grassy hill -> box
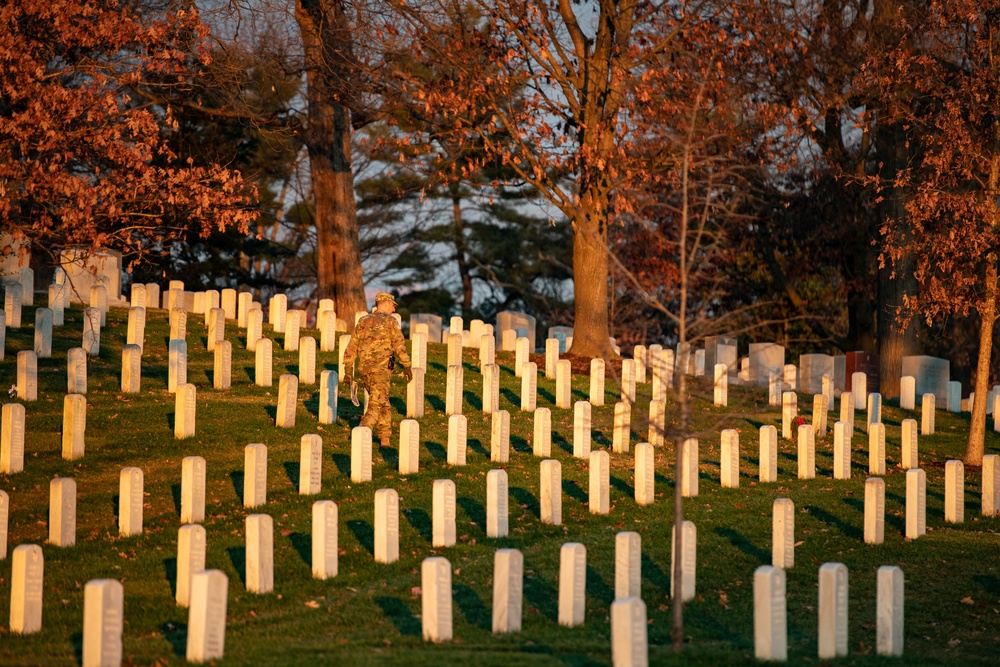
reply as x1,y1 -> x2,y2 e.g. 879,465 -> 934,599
1,302 -> 999,665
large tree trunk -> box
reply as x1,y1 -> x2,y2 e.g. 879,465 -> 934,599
568,188 -> 614,359
967,262 -> 997,465
295,0 -> 367,328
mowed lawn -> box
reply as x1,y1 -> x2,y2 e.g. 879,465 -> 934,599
1,303 -> 1000,665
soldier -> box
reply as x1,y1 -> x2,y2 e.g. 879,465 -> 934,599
342,292 -> 412,444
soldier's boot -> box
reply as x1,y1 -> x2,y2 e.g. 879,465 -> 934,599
379,430 -> 392,446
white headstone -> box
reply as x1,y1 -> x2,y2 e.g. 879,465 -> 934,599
487,469 -> 509,537
533,407 -> 551,457
446,364 -> 463,416
181,456 -> 206,524
4,281 -> 22,328
298,434 -> 322,495
432,479 -> 457,547
491,410 -> 510,463
714,363 -> 728,407
49,477 -> 76,547
492,549 -> 523,634
514,337 -> 530,378
720,429 -> 740,488
635,442 -> 655,505
901,418 -> 918,469
818,562 -> 849,659
1,403 -> 25,474
681,438 -> 699,497
62,393 -> 87,460
176,524 -> 206,607
421,556 -> 453,642
558,542 -> 587,627
447,414 -> 467,466
68,347 -> 87,394
9,543 -> 44,634
754,565 -> 786,661
33,308 -> 52,358
798,423 -> 815,480
351,426 -> 373,483
207,307 -> 225,352
621,359 -> 637,404
590,358 -> 606,406
945,459 -> 964,523
242,443 -> 268,508
615,531 -> 642,600
647,399 -> 665,447
16,350 -> 36,401
613,401 -> 631,454
319,370 -> 338,423
574,401 -> 592,458
876,566 -> 904,657
118,466 -> 143,537
947,380 -> 962,412
245,513 -> 274,594
833,422 -> 851,479
186,570 -> 228,663
900,376 -> 916,410
520,361 -> 537,412
671,520 -> 696,602
749,343 -> 784,386
851,371 -> 867,409
213,340 -> 232,390
772,498 -> 794,569
781,392 -> 797,439
864,477 -> 885,545
276,374 -> 298,427
921,393 -> 935,434
255,338 -> 273,387
482,363 -> 500,413
812,394 -> 827,438
540,459 -> 562,525
759,425 -> 777,483
906,468 -> 926,539
447,332 -> 462,367
589,450 -> 610,514
983,454 -> 1000,517
399,419 -> 420,474
869,422 -> 886,475
555,359 -> 572,409
311,500 -> 338,580
375,488 -> 399,564
610,597 -> 649,667
175,384 -> 196,439
168,339 -> 187,393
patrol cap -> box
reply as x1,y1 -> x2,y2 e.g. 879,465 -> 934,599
375,291 -> 396,305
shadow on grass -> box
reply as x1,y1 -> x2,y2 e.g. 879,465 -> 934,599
426,440 -> 446,461
562,479 -> 588,504
427,395 -> 445,412
429,361 -> 447,372
171,484 -> 182,517
538,387 -> 555,404
285,363 -> 300,376
332,453 -> 351,477
553,433 -> 573,455
468,438 -> 488,458
404,507 -> 433,543
641,552 -> 670,591
523,557 -> 558,622
454,583 -> 491,630
375,596 -> 421,637
500,388 -> 519,407
304,392 -> 319,419
610,474 -> 633,498
458,496 -> 486,530
390,396 -> 405,414
511,487 -> 540,519
71,631 -> 83,665
160,622 -> 187,658
284,461 -> 300,488
586,564 -> 615,606
511,434 -> 531,454
163,557 -> 178,597
380,445 -> 399,469
230,471 -> 244,502
348,519 -> 374,555
804,505 -> 863,541
227,546 -> 247,586
167,411 -> 176,433
205,369 -> 215,386
289,532 -> 311,567
713,526 -> 769,563
264,405 -> 277,424
464,390 -> 482,411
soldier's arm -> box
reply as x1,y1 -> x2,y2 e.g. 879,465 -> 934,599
390,321 -> 412,368
342,326 -> 362,379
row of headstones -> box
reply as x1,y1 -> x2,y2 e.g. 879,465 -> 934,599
7,530 -> 658,665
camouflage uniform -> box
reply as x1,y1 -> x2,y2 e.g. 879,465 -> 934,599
342,307 -> 411,444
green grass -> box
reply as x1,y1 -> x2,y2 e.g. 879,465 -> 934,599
1,302 -> 1000,665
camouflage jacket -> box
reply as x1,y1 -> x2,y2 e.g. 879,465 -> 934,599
343,311 -> 411,377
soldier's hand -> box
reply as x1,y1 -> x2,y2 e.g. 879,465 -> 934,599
402,366 -> 413,382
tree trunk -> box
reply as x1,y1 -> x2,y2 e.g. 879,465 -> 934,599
295,0 -> 367,328
451,193 -> 473,315
967,262 -> 997,466
568,188 -> 613,359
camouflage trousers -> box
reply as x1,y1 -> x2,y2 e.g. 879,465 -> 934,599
359,370 -> 393,442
